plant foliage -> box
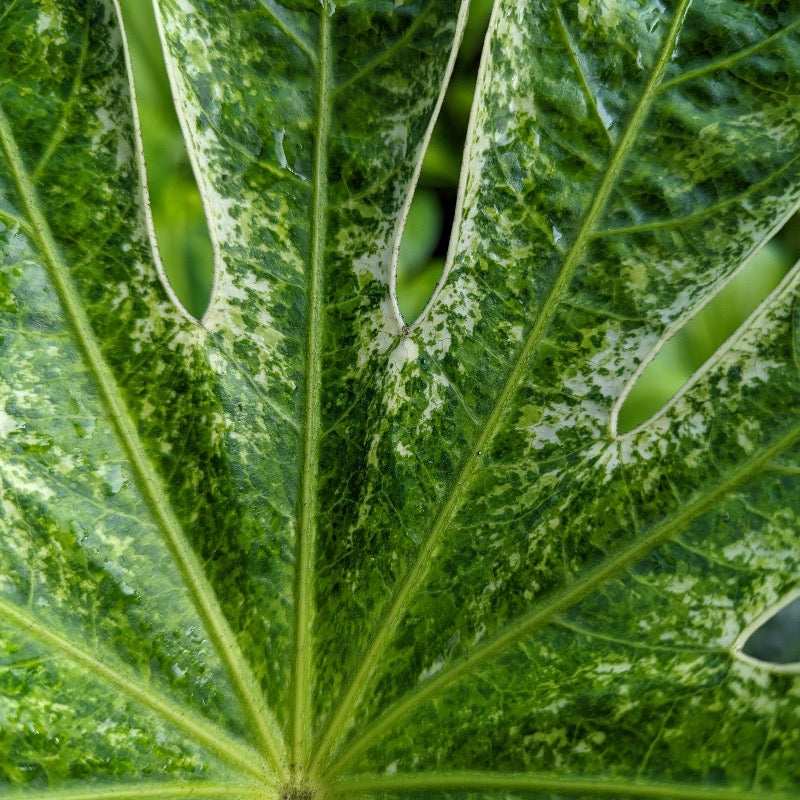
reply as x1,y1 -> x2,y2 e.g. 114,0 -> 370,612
1,1 -> 799,799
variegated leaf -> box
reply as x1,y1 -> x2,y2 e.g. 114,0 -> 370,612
0,1 -> 798,800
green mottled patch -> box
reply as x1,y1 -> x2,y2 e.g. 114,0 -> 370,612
1,1 -> 799,799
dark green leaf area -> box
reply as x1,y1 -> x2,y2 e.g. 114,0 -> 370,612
352,288 -> 800,735
0,247 -> 247,735
157,0 -> 323,726
0,0 -> 267,756
0,4 -> 93,169
272,0 -> 325,13
357,632 -> 799,790
671,0 -> 800,79
157,0 -> 467,737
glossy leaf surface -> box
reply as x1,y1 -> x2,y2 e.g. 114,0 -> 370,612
1,1 -> 799,799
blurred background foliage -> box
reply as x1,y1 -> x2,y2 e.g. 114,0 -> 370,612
120,0 -> 799,439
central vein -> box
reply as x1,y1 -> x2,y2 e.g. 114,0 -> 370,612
292,8 -> 332,774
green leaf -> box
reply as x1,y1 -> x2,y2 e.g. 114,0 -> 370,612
1,1 -> 799,799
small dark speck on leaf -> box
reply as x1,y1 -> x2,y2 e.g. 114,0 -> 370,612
723,513 -> 731,522
401,324 -> 411,337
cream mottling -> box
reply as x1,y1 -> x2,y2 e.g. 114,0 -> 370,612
4,463 -> 56,502
353,248 -> 390,283
139,399 -> 156,421
110,282 -> 130,310
381,337 -> 420,414
36,11 -> 59,34
174,0 -> 197,16
199,174 -> 241,243
595,661 -> 632,674
367,432 -> 381,470
0,406 -> 21,438
35,5 -> 67,46
419,371 -> 449,425
418,656 -> 445,682
418,271 -> 480,358
381,120 -> 409,153
95,107 -> 115,137
740,356 -> 782,387
115,130 -> 132,169
682,410 -> 708,438
395,442 -> 412,457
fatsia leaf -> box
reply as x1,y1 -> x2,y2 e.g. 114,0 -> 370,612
1,0 -> 799,799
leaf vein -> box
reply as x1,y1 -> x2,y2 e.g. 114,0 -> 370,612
333,2 -> 437,97
333,770 -> 798,799
659,16 -> 800,92
326,416 -> 800,776
0,97 -> 286,778
0,596 -> 269,780
291,8 -> 331,771
6,782 -> 265,800
552,6 -> 614,146
312,0 -> 692,773
258,0 -> 317,64
31,13 -> 89,182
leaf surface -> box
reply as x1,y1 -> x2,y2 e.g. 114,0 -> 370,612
1,1 -> 799,799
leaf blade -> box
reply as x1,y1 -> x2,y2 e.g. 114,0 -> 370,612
309,0 -> 800,791
3,0 -> 800,796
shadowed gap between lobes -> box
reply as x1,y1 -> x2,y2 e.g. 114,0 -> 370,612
119,0 -> 491,326
118,0 -> 214,320
616,214 -> 800,435
617,210 -> 800,668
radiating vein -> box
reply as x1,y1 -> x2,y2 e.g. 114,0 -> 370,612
553,6 -> 614,146
325,415 -> 800,777
311,0 -> 692,773
291,8 -> 331,774
6,782 -> 265,800
0,597 -> 269,780
258,0 -> 317,64
659,16 -> 800,92
0,100 -> 286,779
333,771 -> 800,800
553,619 -> 724,654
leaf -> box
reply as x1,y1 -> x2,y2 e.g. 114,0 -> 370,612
1,0 -> 799,799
